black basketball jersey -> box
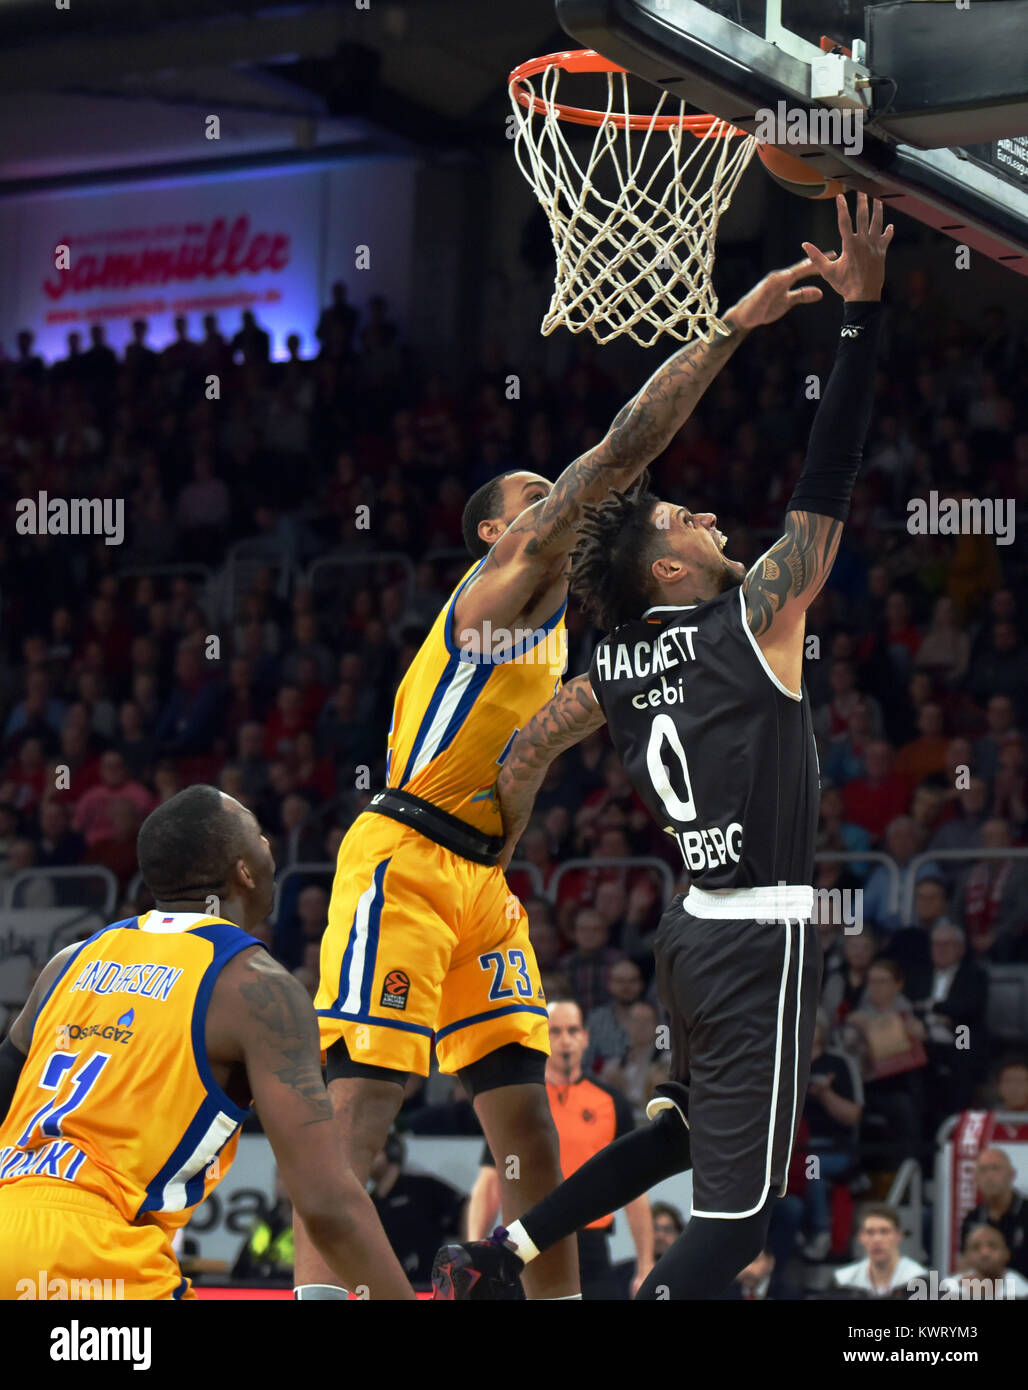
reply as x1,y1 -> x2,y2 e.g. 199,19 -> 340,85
588,586 -> 819,889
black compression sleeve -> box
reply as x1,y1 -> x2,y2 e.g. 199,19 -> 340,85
786,300 -> 883,523
0,1036 -> 27,1118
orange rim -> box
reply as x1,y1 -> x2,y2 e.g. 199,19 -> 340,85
508,49 -> 744,136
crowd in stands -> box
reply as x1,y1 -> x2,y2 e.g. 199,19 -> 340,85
1,269 -> 1026,1283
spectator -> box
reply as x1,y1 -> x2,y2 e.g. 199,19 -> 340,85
368,1133 -> 465,1288
651,1202 -> 686,1259
833,1205 -> 928,1295
231,309 -> 271,366
560,907 -> 626,1017
939,1223 -> 1028,1299
959,1149 -> 1028,1278
115,701 -> 155,782
599,1000 -> 671,1122
861,816 -> 941,932
585,959 -> 647,1072
154,645 -> 222,757
175,454 -> 231,554
816,780 -> 873,869
123,318 -> 157,380
36,799 -> 85,868
842,742 -> 912,841
814,660 -> 883,743
886,875 -> 957,972
993,1057 -> 1028,1117
4,669 -> 65,748
845,959 -> 927,1177
930,775 -> 990,858
316,281 -> 359,361
821,928 -> 879,1028
85,796 -> 142,890
264,684 -> 312,761
515,825 -> 557,893
914,595 -> 970,683
894,703 -> 948,783
960,818 -> 1028,960
966,621 -> 1028,712
974,695 -> 1020,783
73,750 -> 155,847
909,924 -> 989,1132
991,736 -> 1027,834
802,1014 -> 864,1261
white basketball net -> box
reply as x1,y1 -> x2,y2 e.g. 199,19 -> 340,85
510,64 -> 758,347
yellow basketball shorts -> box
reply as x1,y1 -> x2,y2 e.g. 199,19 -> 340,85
0,1180 -> 194,1300
315,811 -> 550,1076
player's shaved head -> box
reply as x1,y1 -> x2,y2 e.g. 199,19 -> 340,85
461,470 -> 550,558
137,784 -> 254,903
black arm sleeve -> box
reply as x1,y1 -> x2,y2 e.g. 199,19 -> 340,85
786,300 -> 883,523
0,1035 -> 27,1119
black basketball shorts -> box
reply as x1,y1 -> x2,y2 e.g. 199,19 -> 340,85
652,895 -> 823,1218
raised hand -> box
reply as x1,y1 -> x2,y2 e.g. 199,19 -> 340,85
801,193 -> 894,303
725,256 -> 823,332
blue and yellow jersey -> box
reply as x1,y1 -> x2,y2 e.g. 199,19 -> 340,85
385,558 -> 567,837
0,910 -> 260,1235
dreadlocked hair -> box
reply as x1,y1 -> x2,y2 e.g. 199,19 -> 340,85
571,472 -> 661,632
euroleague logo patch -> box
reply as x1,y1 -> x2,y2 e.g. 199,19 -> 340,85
380,970 -> 411,1011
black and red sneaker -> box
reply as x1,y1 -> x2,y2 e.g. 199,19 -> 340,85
431,1230 -> 525,1300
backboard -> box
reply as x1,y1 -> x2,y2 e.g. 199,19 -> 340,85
555,0 -> 1028,276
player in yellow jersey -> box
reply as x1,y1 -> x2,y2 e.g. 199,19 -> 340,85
296,257 -> 824,1299
0,785 -> 415,1300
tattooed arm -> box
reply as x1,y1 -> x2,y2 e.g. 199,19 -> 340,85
743,511 -> 844,694
213,949 -> 415,1298
743,195 -> 892,695
457,259 -> 823,635
496,674 -> 607,870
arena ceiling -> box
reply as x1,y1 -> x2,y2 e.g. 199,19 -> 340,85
0,0 -> 566,189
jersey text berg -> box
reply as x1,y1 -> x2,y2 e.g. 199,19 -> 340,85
69,960 -> 183,1002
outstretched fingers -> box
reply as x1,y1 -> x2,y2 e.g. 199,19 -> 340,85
787,285 -> 824,306
855,191 -> 871,237
835,192 -> 855,239
800,241 -> 836,275
780,255 -> 817,284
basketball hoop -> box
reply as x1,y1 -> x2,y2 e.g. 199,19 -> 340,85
508,50 -> 757,347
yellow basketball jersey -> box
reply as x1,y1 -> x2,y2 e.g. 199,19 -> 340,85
0,910 -> 259,1235
386,558 -> 567,836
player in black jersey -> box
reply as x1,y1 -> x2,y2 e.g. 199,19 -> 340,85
433,194 -> 893,1301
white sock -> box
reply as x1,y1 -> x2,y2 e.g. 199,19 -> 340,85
502,1220 -> 539,1263
294,1284 -> 349,1300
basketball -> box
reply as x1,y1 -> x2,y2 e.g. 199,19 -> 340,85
756,141 -> 845,200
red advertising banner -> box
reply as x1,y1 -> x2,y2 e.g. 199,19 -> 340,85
0,159 -> 417,361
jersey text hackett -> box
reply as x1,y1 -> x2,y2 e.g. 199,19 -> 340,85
588,588 -> 819,889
